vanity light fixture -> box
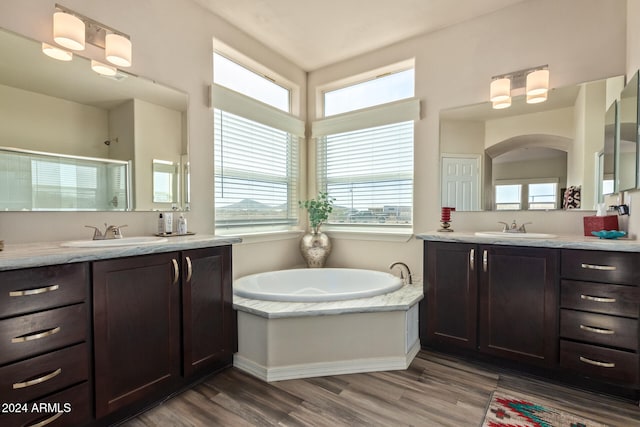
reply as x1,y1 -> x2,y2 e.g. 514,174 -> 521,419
53,10 -> 85,50
41,42 -> 73,61
91,60 -> 117,76
490,65 -> 549,109
47,4 -> 132,69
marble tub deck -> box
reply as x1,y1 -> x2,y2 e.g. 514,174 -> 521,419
233,282 -> 424,319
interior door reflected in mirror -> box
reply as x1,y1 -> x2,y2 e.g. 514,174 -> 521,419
0,28 -> 189,211
602,101 -> 617,197
439,75 -> 625,211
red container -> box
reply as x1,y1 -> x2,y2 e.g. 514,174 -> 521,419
583,215 -> 619,236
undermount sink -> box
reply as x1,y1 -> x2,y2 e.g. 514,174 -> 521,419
474,231 -> 557,239
60,236 -> 168,248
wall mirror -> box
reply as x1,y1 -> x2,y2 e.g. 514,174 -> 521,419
0,28 -> 189,211
618,71 -> 639,191
439,75 -> 624,212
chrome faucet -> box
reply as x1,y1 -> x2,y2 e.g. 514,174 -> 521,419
85,223 -> 128,240
498,220 -> 532,233
389,262 -> 412,285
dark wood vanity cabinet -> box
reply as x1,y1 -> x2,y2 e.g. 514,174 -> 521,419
93,246 -> 233,419
423,241 -> 559,368
424,241 -> 478,349
0,263 -> 92,427
93,252 -> 182,418
559,250 -> 640,387
478,245 -> 558,366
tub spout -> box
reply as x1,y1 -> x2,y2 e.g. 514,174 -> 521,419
389,262 -> 412,285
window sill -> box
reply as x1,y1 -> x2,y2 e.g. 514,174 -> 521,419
218,229 -> 304,244
324,228 -> 414,242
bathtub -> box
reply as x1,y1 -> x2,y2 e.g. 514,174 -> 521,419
232,268 -> 423,382
233,268 -> 403,302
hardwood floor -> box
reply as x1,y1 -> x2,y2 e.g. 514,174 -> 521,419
122,351 -> 640,426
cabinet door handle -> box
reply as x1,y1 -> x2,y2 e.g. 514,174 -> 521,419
13,368 -> 62,389
186,256 -> 193,283
11,326 -> 61,343
9,284 -> 59,297
580,324 -> 615,335
580,263 -> 616,271
25,411 -> 63,427
580,294 -> 616,303
469,249 -> 475,271
579,356 -> 615,368
172,259 -> 179,285
482,250 -> 488,272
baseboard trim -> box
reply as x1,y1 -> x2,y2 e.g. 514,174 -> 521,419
234,341 -> 421,382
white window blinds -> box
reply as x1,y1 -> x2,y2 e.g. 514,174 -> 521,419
212,84 -> 302,230
313,98 -> 419,227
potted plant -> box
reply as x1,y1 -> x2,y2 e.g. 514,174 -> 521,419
299,192 -> 334,267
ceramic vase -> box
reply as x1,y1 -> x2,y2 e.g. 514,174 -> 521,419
300,226 -> 331,268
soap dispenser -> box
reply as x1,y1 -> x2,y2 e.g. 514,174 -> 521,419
177,214 -> 187,235
157,213 -> 165,234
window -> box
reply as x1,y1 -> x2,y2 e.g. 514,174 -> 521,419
213,53 -> 302,231
314,66 -> 418,228
495,179 -> 558,210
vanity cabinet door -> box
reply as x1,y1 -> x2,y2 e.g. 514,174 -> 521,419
423,241 -> 478,349
93,252 -> 181,418
182,246 -> 233,377
478,245 -> 558,367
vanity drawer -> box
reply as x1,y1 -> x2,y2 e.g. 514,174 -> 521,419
0,264 -> 88,319
561,280 -> 639,318
560,340 -> 639,385
0,304 -> 87,365
561,250 -> 639,285
0,343 -> 89,403
0,381 -> 91,427
560,309 -> 638,351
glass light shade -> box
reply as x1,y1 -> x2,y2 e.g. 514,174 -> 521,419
526,69 -> 549,96
105,34 -> 132,67
527,91 -> 548,104
91,60 -> 117,76
492,97 -> 511,109
490,78 -> 511,102
53,12 -> 85,51
42,43 -> 73,61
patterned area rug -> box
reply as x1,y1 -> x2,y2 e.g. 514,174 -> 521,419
482,391 -> 609,427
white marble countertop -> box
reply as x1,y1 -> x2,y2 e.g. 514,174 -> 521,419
233,282 -> 424,319
0,234 -> 242,271
416,231 -> 640,252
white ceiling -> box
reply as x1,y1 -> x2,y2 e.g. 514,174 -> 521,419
191,0 -> 530,71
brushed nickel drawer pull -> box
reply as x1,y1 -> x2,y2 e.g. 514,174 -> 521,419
9,284 -> 59,297
469,249 -> 475,271
172,259 -> 179,285
580,324 -> 615,335
579,356 -> 615,368
580,263 -> 616,271
580,294 -> 616,303
25,411 -> 63,427
186,256 -> 193,282
482,250 -> 488,272
11,326 -> 61,343
13,368 -> 62,389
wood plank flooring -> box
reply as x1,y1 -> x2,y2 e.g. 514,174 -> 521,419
122,351 -> 640,426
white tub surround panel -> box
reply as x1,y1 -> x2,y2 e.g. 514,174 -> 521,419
233,284 -> 422,382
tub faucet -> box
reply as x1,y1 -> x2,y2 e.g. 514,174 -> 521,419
389,262 -> 412,285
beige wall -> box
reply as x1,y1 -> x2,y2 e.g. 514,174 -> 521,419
0,84 -> 109,157
0,0 -> 634,278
